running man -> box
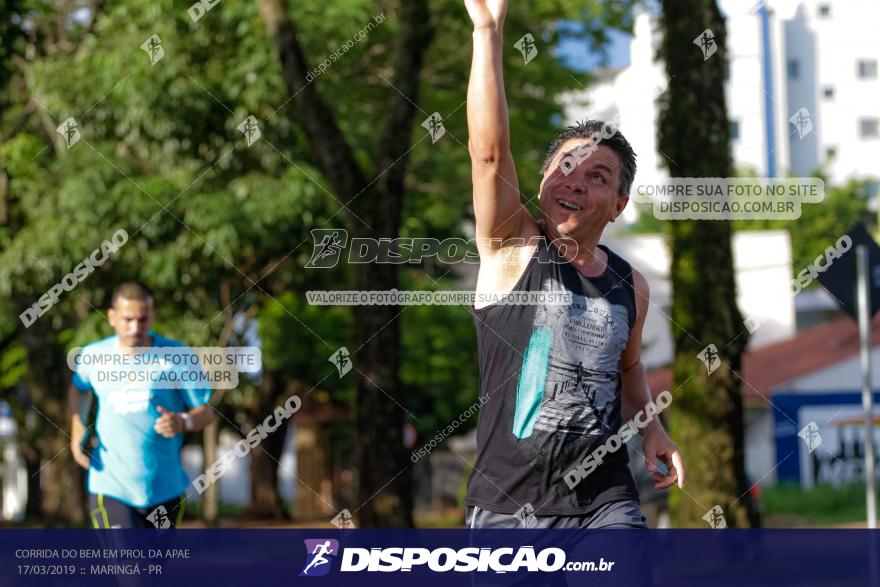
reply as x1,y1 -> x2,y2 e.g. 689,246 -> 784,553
302,541 -> 335,575
69,281 -> 215,528
463,0 -> 685,529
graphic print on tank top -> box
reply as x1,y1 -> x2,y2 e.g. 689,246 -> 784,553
465,238 -> 640,513
512,274 -> 630,459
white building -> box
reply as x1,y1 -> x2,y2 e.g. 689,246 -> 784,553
0,401 -> 26,522
564,0 -> 880,197
783,1 -> 880,182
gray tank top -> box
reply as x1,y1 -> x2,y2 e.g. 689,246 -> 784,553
465,233 -> 639,515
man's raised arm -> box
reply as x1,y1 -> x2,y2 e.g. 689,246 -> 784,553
465,0 -> 529,247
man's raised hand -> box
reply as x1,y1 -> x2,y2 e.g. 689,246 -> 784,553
464,0 -> 508,32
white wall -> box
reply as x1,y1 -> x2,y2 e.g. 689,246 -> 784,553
782,347 -> 880,392
605,230 -> 796,369
745,407 -> 778,485
181,424 -> 297,506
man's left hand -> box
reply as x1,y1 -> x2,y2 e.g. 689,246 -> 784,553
641,424 -> 686,490
154,406 -> 183,438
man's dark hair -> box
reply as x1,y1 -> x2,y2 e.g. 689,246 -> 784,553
540,119 -> 637,197
111,280 -> 154,307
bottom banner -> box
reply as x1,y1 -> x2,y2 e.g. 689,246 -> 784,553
2,529 -> 877,586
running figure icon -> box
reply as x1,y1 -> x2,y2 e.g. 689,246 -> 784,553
302,541 -> 336,575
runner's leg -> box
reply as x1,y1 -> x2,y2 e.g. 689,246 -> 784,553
88,493 -> 141,529
135,494 -> 187,528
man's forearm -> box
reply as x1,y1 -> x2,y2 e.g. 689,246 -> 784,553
185,405 -> 214,432
70,414 -> 86,447
468,26 -> 510,158
67,385 -> 90,447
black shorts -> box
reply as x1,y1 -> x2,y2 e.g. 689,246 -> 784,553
88,493 -> 187,529
466,499 -> 647,529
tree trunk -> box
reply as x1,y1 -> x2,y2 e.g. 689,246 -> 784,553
245,370 -> 288,520
21,325 -> 85,526
202,420 -> 219,525
248,434 -> 287,520
657,0 -> 758,528
257,0 -> 432,526
23,447 -> 41,519
352,239 -> 413,527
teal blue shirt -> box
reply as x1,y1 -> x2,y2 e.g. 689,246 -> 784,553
72,333 -> 211,508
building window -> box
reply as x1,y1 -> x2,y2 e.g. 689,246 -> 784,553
730,120 -> 740,140
823,86 -> 834,99
858,59 -> 878,79
826,146 -> 837,158
787,59 -> 800,79
860,118 -> 880,139
818,3 -> 831,17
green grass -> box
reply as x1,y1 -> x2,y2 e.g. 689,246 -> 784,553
762,482 -> 873,526
415,509 -> 466,528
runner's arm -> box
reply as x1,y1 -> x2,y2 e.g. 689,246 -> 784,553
154,404 -> 214,438
466,0 -> 530,248
619,271 -> 653,422
68,383 -> 92,469
620,270 -> 685,489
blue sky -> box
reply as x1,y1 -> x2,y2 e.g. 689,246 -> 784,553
555,27 -> 633,72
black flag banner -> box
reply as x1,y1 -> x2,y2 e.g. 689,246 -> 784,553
817,223 -> 880,320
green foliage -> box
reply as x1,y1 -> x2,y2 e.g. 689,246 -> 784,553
259,291 -> 351,395
0,342 -> 26,388
399,275 -> 479,438
763,482 -> 870,526
0,0 -> 341,360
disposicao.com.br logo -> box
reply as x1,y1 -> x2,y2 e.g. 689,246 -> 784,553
300,539 -> 339,577
297,538 -> 613,575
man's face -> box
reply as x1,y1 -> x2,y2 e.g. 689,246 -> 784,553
108,297 -> 154,348
538,141 -> 629,243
